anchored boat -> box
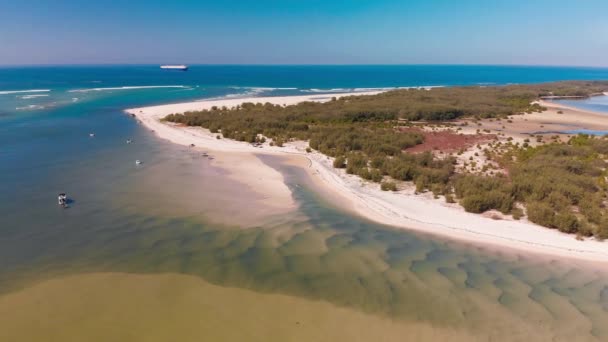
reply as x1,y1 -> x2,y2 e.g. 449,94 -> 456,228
58,193 -> 68,208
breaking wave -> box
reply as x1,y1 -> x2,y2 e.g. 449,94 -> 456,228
19,94 -> 50,99
302,88 -> 351,93
0,89 -> 50,95
302,86 -> 444,93
15,104 -> 47,111
229,86 -> 298,91
219,86 -> 294,98
68,85 -> 188,93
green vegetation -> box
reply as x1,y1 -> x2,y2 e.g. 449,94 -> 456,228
512,135 -> 608,237
381,181 -> 398,191
165,81 -> 608,136
164,81 -> 608,237
455,135 -> 608,238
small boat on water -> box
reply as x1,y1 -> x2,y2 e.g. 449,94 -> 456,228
58,193 -> 68,208
126,139 -> 132,144
135,160 -> 142,165
89,133 -> 95,137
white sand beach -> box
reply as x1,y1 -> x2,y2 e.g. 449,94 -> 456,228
126,92 -> 608,263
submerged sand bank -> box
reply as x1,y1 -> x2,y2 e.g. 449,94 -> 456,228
0,272 -> 517,341
126,92 -> 608,263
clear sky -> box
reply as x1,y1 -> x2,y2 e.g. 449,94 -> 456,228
1,0 -> 607,66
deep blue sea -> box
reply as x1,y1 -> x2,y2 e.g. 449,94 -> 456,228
3,65 -> 608,106
2,65 -> 608,339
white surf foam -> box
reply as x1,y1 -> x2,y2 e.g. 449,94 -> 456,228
229,86 -> 298,93
19,94 -> 50,99
15,104 -> 46,111
302,88 -> 351,93
68,85 -> 187,93
302,86 -> 444,93
353,86 -> 444,92
302,87 -> 391,93
223,87 -> 277,98
353,87 -> 399,92
0,89 -> 50,95
198,89 -> 278,101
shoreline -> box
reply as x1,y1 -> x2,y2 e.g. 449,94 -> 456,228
126,92 -> 608,263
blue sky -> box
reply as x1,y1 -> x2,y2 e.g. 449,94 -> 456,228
1,0 -> 607,66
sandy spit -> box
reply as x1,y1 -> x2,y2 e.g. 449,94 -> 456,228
126,92 -> 608,263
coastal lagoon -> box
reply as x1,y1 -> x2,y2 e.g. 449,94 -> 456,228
558,94 -> 608,116
554,95 -> 608,136
2,66 -> 608,341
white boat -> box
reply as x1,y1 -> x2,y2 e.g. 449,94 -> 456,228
58,193 -> 68,207
160,65 -> 188,71
135,160 -> 142,165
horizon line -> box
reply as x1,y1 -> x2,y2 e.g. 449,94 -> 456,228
1,63 -> 608,69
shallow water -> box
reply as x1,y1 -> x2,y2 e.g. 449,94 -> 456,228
546,96 -> 608,136
557,94 -> 608,115
563,129 -> 608,136
3,155 -> 608,339
2,66 -> 608,340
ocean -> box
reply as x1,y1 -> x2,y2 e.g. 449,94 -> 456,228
1,65 -> 608,340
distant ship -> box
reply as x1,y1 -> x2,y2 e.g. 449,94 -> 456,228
160,65 -> 188,71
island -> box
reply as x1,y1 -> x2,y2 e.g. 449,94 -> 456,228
126,81 -> 608,262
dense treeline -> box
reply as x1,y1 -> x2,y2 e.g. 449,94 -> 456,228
164,81 -> 608,238
167,82 -> 608,131
455,135 -> 608,238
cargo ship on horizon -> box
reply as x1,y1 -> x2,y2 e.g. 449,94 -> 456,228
160,65 -> 188,71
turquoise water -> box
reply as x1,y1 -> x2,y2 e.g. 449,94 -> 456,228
2,65 -> 608,339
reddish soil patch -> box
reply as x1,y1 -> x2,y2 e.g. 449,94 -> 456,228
402,128 -> 495,153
